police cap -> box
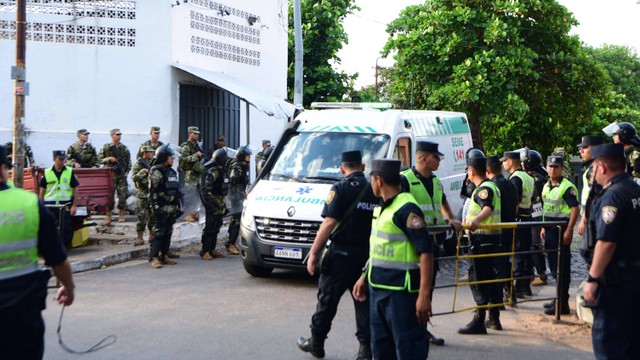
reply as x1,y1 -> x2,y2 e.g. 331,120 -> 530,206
547,156 -> 564,167
370,159 -> 401,176
486,155 -> 501,166
0,145 -> 10,166
77,128 -> 90,136
591,143 -> 624,160
577,135 -> 603,148
53,150 -> 67,159
341,150 -> 362,163
416,141 -> 444,156
499,151 -> 520,161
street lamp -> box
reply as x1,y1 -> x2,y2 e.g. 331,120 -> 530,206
375,57 -> 382,99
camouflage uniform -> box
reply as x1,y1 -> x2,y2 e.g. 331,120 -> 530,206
149,164 -> 180,262
137,140 -> 163,159
200,164 -> 229,257
98,142 -> 131,211
624,146 -> 640,181
4,142 -> 35,167
551,147 -> 573,180
66,142 -> 98,168
226,159 -> 249,247
131,157 -> 154,233
179,140 -> 205,189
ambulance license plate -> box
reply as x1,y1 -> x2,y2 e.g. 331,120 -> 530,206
274,247 -> 302,260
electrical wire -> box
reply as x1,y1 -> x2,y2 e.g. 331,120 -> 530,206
57,305 -> 117,354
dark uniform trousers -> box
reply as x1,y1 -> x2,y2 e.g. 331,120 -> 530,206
201,203 -> 223,254
370,287 -> 428,360
469,234 -> 501,305
150,210 -> 176,260
311,246 -> 370,344
514,217 -> 534,281
592,266 -> 640,359
543,225 -> 571,303
46,204 -> 73,248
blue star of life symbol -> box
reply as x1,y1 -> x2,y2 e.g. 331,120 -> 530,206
296,186 -> 312,194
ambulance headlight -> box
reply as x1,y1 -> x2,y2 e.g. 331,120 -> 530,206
241,201 -> 256,232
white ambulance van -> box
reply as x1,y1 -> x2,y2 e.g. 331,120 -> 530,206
238,103 -> 473,276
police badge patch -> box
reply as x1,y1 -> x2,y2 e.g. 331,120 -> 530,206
478,189 -> 489,200
407,212 -> 425,229
601,206 -> 617,224
326,190 -> 336,204
569,188 -> 577,197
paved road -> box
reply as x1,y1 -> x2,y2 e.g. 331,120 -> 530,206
42,252 -> 592,360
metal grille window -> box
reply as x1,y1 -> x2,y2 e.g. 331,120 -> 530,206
255,217 -> 320,243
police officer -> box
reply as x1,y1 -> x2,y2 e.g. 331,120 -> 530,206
353,159 -> 433,360
98,128 -> 132,224
458,155 -> 502,335
400,140 -> 462,345
149,144 -> 181,269
38,150 -> 80,249
524,149 -> 548,286
502,151 -> 535,298
225,145 -> 252,255
66,129 -> 98,168
131,146 -> 155,246
200,149 -> 229,260
540,156 -> 579,315
0,145 -> 75,359
611,122 -> 640,182
583,143 -> 640,359
486,155 -> 518,311
576,136 -> 604,264
137,126 -> 164,159
297,151 -> 377,359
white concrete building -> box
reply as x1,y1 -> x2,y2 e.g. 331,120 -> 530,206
0,0 -> 294,173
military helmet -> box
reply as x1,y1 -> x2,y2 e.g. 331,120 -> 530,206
212,148 -> 228,166
466,148 -> 485,159
155,144 -> 175,163
613,122 -> 637,144
524,149 -> 542,171
236,145 -> 252,160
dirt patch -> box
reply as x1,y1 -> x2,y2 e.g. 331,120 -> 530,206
509,310 -> 592,352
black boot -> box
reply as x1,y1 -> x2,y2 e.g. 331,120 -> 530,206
544,301 -> 570,315
485,308 -> 503,330
543,300 -> 555,309
297,334 -> 325,358
520,280 -> 533,296
427,330 -> 445,346
353,342 -> 372,360
458,309 -> 487,335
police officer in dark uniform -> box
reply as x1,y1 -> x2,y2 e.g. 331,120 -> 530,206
576,136 -> 603,265
225,145 -> 252,255
297,150 -> 377,359
524,149 -> 548,285
486,155 -> 518,311
148,144 -> 181,269
200,149 -> 230,260
0,145 -> 76,359
583,143 -> 640,359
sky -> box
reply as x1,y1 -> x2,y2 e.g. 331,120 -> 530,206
337,0 -> 640,88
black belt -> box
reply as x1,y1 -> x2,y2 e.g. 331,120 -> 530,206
615,259 -> 640,268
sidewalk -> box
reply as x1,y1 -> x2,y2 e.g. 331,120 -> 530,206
64,214 -> 223,273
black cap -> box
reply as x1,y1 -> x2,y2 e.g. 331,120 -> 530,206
53,150 -> 67,159
370,159 -> 401,176
341,150 -> 362,163
547,156 -> 563,167
591,143 -> 624,160
416,141 -> 444,156
0,145 -> 10,166
486,155 -> 501,166
577,135 -> 604,148
467,157 -> 486,167
499,151 -> 520,161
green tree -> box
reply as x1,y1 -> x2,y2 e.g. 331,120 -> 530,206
586,44 -> 640,109
383,0 -> 609,156
287,0 -> 358,107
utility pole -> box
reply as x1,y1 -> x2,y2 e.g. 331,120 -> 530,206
12,0 -> 27,188
293,0 -> 303,107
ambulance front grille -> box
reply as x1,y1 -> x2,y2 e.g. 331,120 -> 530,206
255,217 -> 320,243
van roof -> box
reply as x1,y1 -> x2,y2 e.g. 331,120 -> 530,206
296,109 -> 470,137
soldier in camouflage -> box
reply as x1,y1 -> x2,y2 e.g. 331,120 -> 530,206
137,126 -> 164,159
179,126 -> 206,190
4,141 -> 35,167
149,144 -> 181,269
551,147 -> 573,180
225,145 -> 252,255
611,122 -> 640,183
200,148 -> 230,260
131,146 -> 155,246
98,129 -> 132,225
254,139 -> 271,174
65,129 -> 98,168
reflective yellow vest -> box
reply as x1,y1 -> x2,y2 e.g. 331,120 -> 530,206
542,178 -> 577,220
401,169 -> 445,226
510,170 -> 534,216
43,167 -> 73,204
368,192 -> 422,292
580,165 -> 592,210
0,188 -> 40,280
467,180 -> 502,235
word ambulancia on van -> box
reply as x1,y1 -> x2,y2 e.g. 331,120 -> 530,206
237,102 -> 473,277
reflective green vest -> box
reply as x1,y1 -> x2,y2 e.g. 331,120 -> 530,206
542,178 -> 577,220
401,169 -> 445,226
43,167 -> 73,204
0,188 -> 40,280
6,180 -> 14,188
368,192 -> 421,292
467,180 -> 502,235
510,170 -> 534,215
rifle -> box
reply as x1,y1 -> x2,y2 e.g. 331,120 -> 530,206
195,142 -> 207,165
68,146 -> 85,168
138,157 -> 151,170
109,144 -> 125,175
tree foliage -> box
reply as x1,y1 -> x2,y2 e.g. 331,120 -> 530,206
383,0 -> 609,156
287,0 -> 358,107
